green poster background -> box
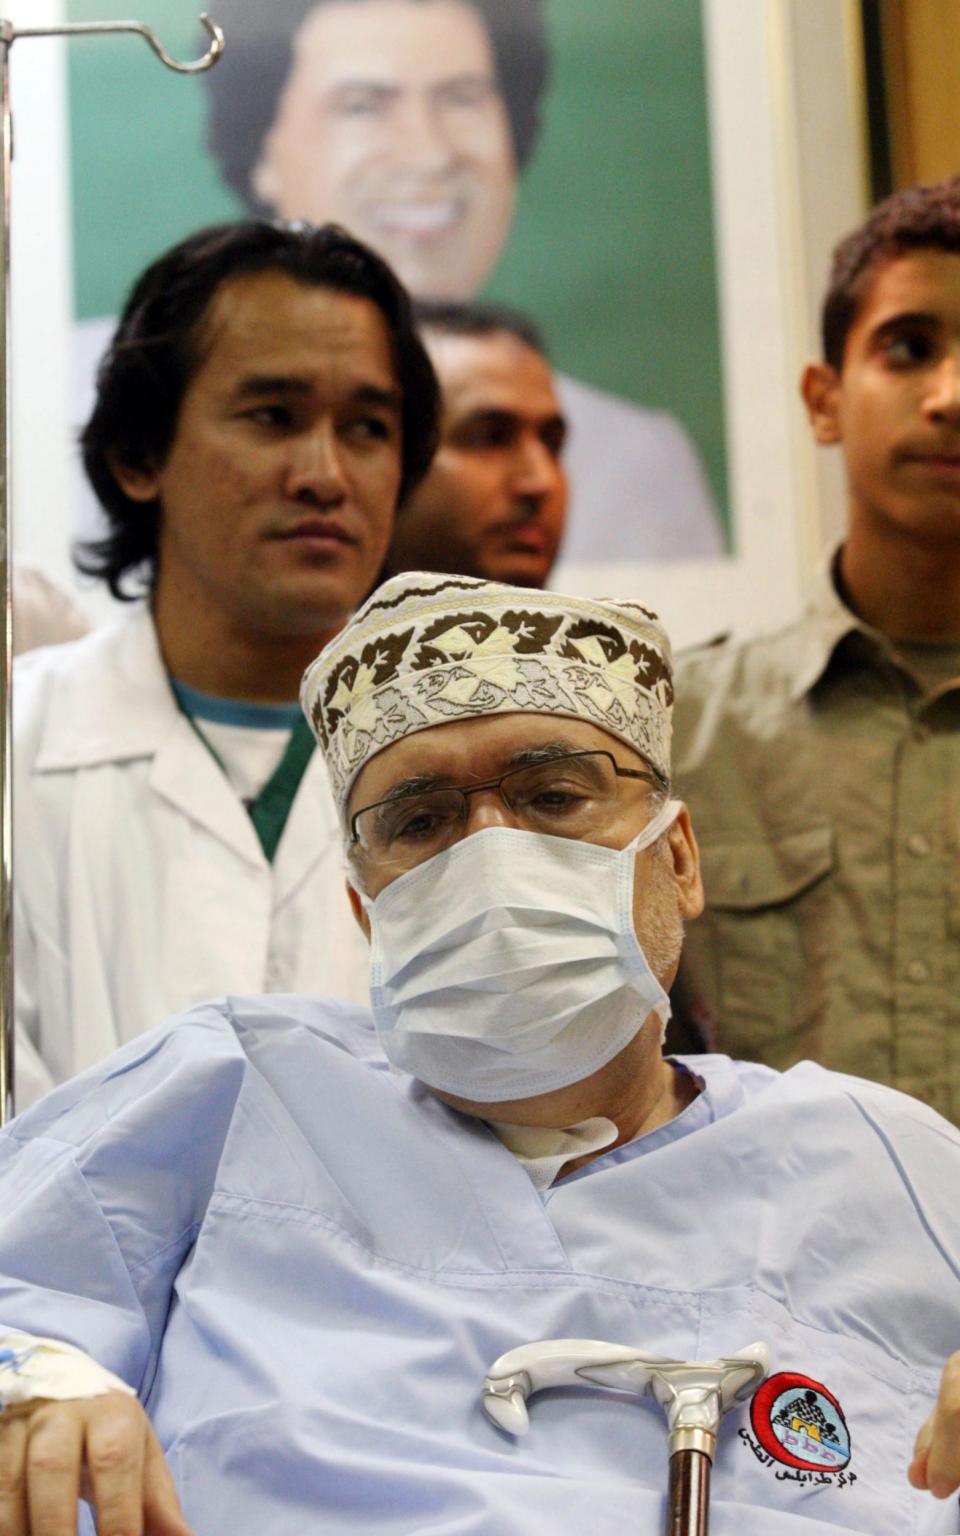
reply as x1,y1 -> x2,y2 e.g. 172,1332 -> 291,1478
68,0 -> 729,532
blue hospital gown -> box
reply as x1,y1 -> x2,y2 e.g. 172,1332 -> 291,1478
0,994 -> 958,1535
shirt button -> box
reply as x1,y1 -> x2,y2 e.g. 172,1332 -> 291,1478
906,833 -> 931,857
907,959 -> 929,984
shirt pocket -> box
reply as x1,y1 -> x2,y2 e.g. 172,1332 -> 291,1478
703,1292 -> 946,1535
693,824 -> 835,1063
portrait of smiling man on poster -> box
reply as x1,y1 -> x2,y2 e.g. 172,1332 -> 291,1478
66,0 -> 730,568
235,0 -> 521,300
199,0 -> 726,567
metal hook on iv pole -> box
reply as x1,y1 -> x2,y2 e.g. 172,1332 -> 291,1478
0,14 -> 223,1125
2,14 -> 224,73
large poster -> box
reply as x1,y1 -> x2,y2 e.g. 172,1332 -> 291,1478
67,0 -> 731,573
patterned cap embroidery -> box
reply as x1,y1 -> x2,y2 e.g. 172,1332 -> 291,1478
301,572 -> 673,811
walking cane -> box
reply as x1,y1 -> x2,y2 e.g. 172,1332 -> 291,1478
0,11 -> 223,1126
482,1337 -> 769,1535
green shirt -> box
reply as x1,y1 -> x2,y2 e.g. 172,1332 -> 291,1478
673,554 -> 960,1123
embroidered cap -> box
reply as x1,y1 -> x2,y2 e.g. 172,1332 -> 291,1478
301,571 -> 674,812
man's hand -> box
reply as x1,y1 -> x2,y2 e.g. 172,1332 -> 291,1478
909,1350 -> 960,1500
0,1391 -> 192,1535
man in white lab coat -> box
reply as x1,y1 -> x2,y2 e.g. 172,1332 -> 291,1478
13,220 -> 439,1106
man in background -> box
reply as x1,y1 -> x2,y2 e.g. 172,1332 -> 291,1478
673,176 -> 960,1123
202,0 -> 722,565
383,301 -> 567,587
13,219 -> 438,1108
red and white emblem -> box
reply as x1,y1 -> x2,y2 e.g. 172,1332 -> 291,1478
750,1371 -> 851,1473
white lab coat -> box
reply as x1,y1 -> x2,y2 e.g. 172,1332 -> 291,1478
13,607 -> 370,1106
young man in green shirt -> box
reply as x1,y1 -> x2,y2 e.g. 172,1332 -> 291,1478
674,175 -> 960,1122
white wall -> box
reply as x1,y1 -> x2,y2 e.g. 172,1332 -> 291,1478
773,0 -> 869,564
6,0 -> 82,606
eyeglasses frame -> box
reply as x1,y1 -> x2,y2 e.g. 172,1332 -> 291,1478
349,748 -> 666,852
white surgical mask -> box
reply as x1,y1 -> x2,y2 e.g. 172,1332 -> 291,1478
358,800 -> 682,1102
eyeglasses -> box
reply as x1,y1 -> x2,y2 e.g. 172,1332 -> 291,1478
350,749 -> 663,872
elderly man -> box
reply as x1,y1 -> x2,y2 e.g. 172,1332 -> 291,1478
14,220 -> 438,1107
1,572 -> 958,1534
200,0 -> 722,565
383,300 -> 568,587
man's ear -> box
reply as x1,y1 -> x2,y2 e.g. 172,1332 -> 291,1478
667,806 -> 704,922
346,878 -> 371,941
801,361 -> 843,445
105,450 -> 162,504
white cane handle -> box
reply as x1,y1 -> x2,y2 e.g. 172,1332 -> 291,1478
481,1338 -> 769,1456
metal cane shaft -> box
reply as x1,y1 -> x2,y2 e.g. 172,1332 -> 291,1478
667,1448 -> 711,1536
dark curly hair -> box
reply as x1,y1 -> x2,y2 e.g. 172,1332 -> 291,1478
822,174 -> 960,369
202,0 -> 549,213
77,220 -> 440,599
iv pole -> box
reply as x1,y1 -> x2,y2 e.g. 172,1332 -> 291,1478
0,13 -> 224,1126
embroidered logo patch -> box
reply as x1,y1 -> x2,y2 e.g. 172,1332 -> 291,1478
749,1372 -> 851,1474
